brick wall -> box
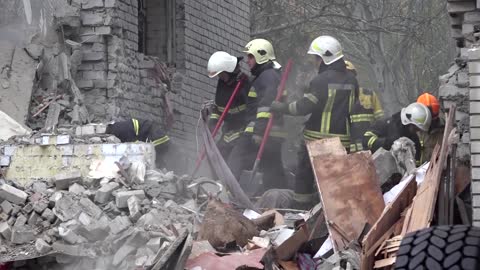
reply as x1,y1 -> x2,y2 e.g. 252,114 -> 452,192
170,0 -> 251,155
443,0 -> 480,225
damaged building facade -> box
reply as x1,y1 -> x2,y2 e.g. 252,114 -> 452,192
0,0 -> 250,168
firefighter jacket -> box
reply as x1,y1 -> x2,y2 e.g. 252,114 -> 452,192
208,73 -> 250,144
363,112 -> 422,161
106,118 -> 170,147
283,60 -> 358,148
419,117 -> 444,163
349,88 -> 384,152
244,61 -> 286,138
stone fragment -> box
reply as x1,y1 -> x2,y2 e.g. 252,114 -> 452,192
79,198 -> 102,219
28,212 -> 40,226
53,194 -> 81,221
54,171 -> 82,190
22,202 -> 34,214
0,184 -> 28,204
95,182 -> 120,203
11,225 -> 35,244
41,208 -> 56,223
14,214 -> 27,228
109,215 -> 132,235
59,227 -> 83,244
115,190 -> 145,208
0,222 -> 11,240
78,212 -> 92,226
127,196 -> 142,221
33,200 -> 49,214
35,238 -> 52,253
76,216 -> 110,241
0,200 -> 13,215
68,183 -> 86,194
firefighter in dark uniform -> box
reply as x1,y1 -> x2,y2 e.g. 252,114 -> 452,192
270,35 -> 358,207
227,38 -> 288,193
345,60 -> 384,152
417,93 -> 444,163
206,51 -> 250,159
106,118 -> 170,168
363,102 -> 432,162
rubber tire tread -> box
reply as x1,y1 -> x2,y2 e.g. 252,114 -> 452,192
395,225 -> 480,270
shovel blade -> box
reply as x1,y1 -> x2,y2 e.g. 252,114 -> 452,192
239,170 -> 263,197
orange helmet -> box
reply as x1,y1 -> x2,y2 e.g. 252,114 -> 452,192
417,93 -> 440,119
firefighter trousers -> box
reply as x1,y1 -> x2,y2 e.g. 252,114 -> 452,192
226,135 -> 288,192
294,141 -> 317,195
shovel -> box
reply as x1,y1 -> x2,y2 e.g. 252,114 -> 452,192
240,59 -> 293,196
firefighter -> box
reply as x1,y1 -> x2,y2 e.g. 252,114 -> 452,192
226,38 -> 288,193
270,35 -> 358,207
345,60 -> 384,152
106,118 -> 170,168
206,51 -> 250,159
363,102 -> 432,162
417,93 -> 444,163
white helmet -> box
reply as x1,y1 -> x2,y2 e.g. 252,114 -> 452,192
401,102 -> 432,132
243,38 -> 276,65
307,36 -> 344,65
207,51 -> 238,78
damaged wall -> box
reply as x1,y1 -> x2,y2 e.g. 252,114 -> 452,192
442,0 -> 480,225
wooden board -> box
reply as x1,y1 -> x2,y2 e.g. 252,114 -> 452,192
307,138 -> 385,252
402,105 -> 455,233
374,257 -> 396,269
360,177 -> 417,270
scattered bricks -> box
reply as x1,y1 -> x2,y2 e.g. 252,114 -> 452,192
0,222 -> 11,240
76,79 -> 94,89
457,71 -> 469,88
146,237 -> 161,252
82,0 -> 104,9
69,183 -> 86,194
95,26 -> 112,35
95,182 -> 120,203
109,216 -> 131,235
59,227 -> 83,244
56,135 -> 71,145
53,194 -> 82,221
115,190 -> 146,208
77,216 -> 110,241
28,212 -> 40,226
95,124 -> 107,134
0,184 -> 28,205
127,196 -> 142,221
0,156 -> 10,166
41,208 -> 55,223
35,238 -> 52,253
3,146 -> 16,156
0,200 -> 13,215
54,171 -> 82,190
33,200 -> 49,214
79,198 -> 102,219
7,217 -> 15,226
11,225 -> 35,244
13,214 -> 27,228
82,52 -> 105,61
22,202 -> 34,215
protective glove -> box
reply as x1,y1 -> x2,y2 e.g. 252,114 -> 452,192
270,101 -> 289,114
252,134 -> 263,145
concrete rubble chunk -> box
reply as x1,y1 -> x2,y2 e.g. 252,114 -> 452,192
0,200 -> 13,215
54,171 -> 82,190
33,200 -> 49,214
115,190 -> 145,208
127,196 -> 142,221
0,222 -> 12,240
35,238 -> 52,253
68,183 -> 86,194
0,184 -> 28,205
109,215 -> 132,235
11,225 -> 35,244
146,237 -> 161,252
13,214 -> 27,228
53,194 -> 82,221
79,197 -> 102,219
27,212 -> 40,226
59,226 -> 83,244
95,182 -> 120,203
41,208 -> 55,223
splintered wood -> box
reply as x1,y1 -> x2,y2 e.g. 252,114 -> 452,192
306,138 -> 385,253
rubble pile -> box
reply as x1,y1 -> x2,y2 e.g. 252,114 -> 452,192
0,165 -> 200,269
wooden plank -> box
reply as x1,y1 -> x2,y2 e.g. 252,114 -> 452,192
360,178 -> 417,270
307,138 -> 384,253
403,105 -> 456,233
373,257 -> 396,269
456,196 -> 471,225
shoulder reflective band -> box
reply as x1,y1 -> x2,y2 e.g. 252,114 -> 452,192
351,114 -> 375,123
210,113 -> 220,120
153,135 -> 170,146
304,93 -> 318,104
327,83 -> 354,90
132,119 -> 140,136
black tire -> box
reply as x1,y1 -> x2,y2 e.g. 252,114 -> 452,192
395,225 -> 480,270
